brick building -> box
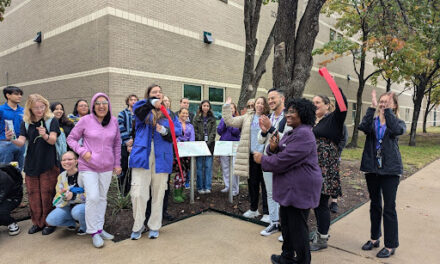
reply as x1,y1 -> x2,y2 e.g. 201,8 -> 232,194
0,0 -> 438,131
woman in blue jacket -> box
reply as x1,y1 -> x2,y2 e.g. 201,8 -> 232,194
129,84 -> 181,240
359,90 -> 405,258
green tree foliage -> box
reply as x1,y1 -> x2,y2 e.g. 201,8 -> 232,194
313,0 -> 384,148
0,0 -> 11,22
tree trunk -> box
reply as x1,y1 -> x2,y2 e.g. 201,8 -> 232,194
409,80 -> 427,146
272,0 -> 326,99
386,77 -> 392,92
423,88 -> 432,133
347,80 -> 365,148
238,0 -> 275,111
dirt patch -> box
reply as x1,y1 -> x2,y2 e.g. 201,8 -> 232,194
12,157 -> 418,242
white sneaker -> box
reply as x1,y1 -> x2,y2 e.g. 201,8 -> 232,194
260,223 -> 280,236
8,222 -> 20,236
260,214 -> 271,223
220,187 -> 229,193
99,230 -> 114,240
204,189 -> 211,194
198,190 -> 205,194
278,235 -> 283,242
130,226 -> 146,240
92,234 -> 104,248
243,210 -> 260,218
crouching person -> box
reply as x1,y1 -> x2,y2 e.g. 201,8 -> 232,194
46,151 -> 86,235
0,164 -> 23,236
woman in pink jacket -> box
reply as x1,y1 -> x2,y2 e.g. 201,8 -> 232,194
67,93 -> 121,248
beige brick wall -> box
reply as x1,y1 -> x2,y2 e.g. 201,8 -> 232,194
0,17 -> 109,85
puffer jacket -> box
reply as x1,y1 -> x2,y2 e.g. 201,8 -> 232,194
222,104 -> 255,178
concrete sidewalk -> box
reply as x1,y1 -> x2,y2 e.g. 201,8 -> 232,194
1,160 -> 439,263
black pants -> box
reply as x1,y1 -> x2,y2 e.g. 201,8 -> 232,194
280,206 -> 311,264
248,154 -> 268,214
145,174 -> 170,223
118,145 -> 131,196
313,194 -> 330,235
0,199 -> 21,226
365,173 -> 399,248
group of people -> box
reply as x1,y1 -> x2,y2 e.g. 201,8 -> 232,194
0,84 -> 404,262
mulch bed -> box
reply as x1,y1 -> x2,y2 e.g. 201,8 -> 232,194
11,158 -> 417,242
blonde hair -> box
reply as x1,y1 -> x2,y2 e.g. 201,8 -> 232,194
378,92 -> 400,117
23,94 -> 54,123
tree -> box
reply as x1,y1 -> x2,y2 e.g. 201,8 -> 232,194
238,0 -> 275,110
397,0 -> 440,146
313,0 -> 383,148
0,0 -> 11,22
272,0 -> 327,99
423,76 -> 440,133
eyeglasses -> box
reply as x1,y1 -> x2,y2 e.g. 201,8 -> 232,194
32,105 -> 46,111
95,101 -> 109,106
247,104 -> 254,109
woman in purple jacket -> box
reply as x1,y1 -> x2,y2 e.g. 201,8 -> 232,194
254,98 -> 322,264
67,93 -> 121,248
173,108 -> 195,202
217,102 -> 241,195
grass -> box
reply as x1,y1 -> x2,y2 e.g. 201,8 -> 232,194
341,126 -> 440,169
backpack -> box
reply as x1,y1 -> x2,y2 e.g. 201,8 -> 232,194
25,118 -> 67,162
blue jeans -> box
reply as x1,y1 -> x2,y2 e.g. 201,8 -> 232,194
46,204 -> 86,232
0,141 -> 25,171
196,156 -> 213,191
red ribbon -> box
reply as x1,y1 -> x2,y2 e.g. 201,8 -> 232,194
319,67 -> 347,112
160,106 -> 184,182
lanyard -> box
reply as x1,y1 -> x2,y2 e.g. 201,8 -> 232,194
376,118 -> 386,147
270,111 -> 284,128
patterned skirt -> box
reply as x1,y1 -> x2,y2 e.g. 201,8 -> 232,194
173,156 -> 191,189
316,137 -> 342,197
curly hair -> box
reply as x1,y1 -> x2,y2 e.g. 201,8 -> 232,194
285,98 -> 316,126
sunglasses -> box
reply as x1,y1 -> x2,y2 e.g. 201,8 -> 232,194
247,104 -> 254,109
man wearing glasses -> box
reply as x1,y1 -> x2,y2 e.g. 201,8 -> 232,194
0,86 -> 25,170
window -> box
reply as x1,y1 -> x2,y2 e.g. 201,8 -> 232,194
330,29 -> 336,41
183,84 -> 202,101
183,84 -> 202,117
209,87 -> 225,119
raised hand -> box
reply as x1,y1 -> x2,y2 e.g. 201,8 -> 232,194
371,90 -> 377,108
385,92 -> 395,109
225,97 -> 232,105
259,115 -> 271,132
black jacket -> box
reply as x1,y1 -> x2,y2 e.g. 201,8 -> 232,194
0,165 -> 23,203
359,107 -> 406,175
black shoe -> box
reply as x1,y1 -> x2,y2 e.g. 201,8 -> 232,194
42,226 -> 56,235
376,247 -> 395,258
28,225 -> 43,234
361,239 -> 380,250
270,254 -> 296,264
329,202 -> 338,213
163,213 -> 175,221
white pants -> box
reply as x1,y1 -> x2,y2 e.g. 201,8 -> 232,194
263,171 -> 280,223
219,156 -> 239,193
79,170 -> 113,234
131,143 -> 168,232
